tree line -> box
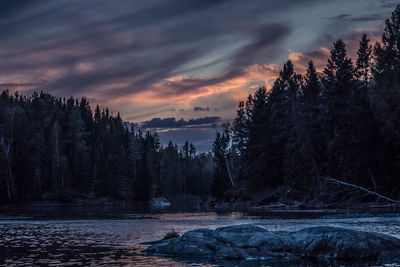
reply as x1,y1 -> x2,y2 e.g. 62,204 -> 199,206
0,91 -> 214,203
211,5 -> 400,202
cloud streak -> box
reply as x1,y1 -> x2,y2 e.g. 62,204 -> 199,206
0,0 -> 396,127
141,116 -> 221,128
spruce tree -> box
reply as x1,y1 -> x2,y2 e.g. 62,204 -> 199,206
211,132 -> 231,199
232,101 -> 247,154
374,4 -> 400,91
303,61 -> 320,104
355,34 -> 372,86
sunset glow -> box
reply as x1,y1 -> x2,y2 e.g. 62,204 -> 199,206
0,0 -> 397,149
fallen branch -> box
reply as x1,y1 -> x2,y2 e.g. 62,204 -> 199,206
323,177 -> 400,204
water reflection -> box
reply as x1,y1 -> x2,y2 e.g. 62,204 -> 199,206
0,207 -> 399,266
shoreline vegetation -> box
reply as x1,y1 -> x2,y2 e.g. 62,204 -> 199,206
1,194 -> 399,213
1,5 -> 400,208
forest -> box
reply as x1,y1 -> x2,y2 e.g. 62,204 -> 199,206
0,5 -> 399,205
0,90 -> 215,202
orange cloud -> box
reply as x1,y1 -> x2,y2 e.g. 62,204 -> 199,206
288,47 -> 331,74
122,64 -> 280,105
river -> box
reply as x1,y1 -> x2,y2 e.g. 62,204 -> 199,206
0,206 -> 399,266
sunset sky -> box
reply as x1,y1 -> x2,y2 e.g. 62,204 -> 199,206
0,0 -> 397,150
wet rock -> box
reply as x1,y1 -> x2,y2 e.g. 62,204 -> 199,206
212,224 -> 267,247
142,224 -> 400,263
150,197 -> 170,208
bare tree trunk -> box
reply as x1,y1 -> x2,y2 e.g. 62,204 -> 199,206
215,130 -> 235,190
323,177 -> 399,204
223,154 -> 234,190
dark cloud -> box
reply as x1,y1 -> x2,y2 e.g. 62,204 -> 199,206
327,14 -> 351,20
48,48 -> 201,97
0,0 -> 396,116
126,108 -> 176,121
193,107 -> 210,112
141,116 -> 221,128
349,15 -> 383,22
0,82 -> 38,88
0,0 -> 326,100
231,23 -> 291,67
326,13 -> 382,22
1,0 -> 396,151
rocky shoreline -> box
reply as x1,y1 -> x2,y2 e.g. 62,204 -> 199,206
143,224 -> 400,264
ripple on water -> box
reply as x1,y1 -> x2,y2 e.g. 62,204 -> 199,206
0,212 -> 399,266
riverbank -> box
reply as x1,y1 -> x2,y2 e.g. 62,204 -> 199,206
1,194 -> 400,212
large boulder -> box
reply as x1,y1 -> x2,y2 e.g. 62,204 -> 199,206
142,224 -> 400,263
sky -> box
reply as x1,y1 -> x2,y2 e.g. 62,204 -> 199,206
0,0 -> 397,151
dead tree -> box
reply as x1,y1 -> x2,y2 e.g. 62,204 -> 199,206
323,177 -> 399,204
215,130 -> 234,190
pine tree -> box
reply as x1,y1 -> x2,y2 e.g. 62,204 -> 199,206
303,61 -> 320,104
355,34 -> 372,86
323,39 -> 355,93
374,4 -> 400,91
211,132 -> 231,199
244,86 -> 271,189
321,39 -> 362,182
283,61 -> 322,199
232,101 -> 247,154
372,5 -> 400,195
159,141 -> 182,196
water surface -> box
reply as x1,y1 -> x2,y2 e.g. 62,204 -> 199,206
0,206 -> 399,266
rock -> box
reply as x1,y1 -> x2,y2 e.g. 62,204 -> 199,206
212,224 -> 267,247
150,197 -> 170,208
289,226 -> 400,260
142,224 -> 400,263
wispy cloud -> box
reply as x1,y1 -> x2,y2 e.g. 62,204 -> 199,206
0,0 -> 396,127
326,14 -> 382,22
141,116 -> 221,128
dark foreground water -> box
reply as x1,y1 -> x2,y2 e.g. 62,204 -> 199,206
0,206 -> 399,266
